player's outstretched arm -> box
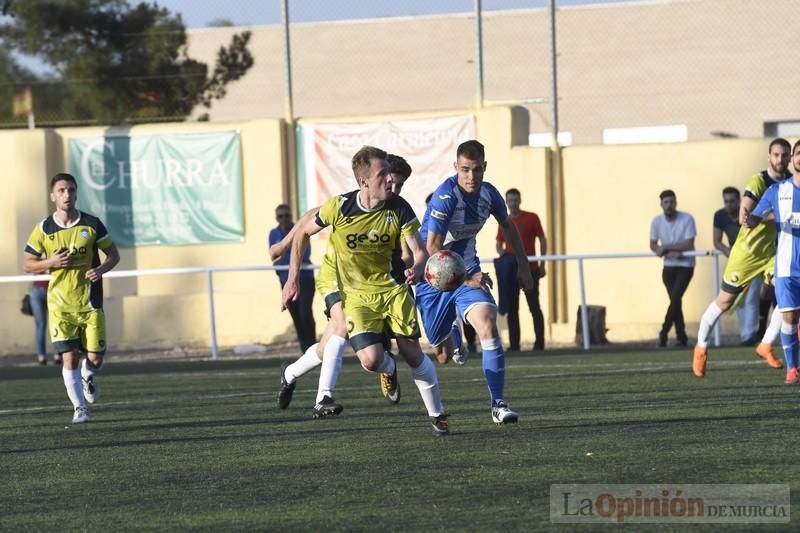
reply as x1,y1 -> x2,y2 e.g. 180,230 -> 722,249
269,207 -> 320,262
499,218 -> 535,292
404,231 -> 428,285
85,244 -> 120,282
281,214 -> 323,310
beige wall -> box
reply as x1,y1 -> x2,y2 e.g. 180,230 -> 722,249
0,108 -> 787,356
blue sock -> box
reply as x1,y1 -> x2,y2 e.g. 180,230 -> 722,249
481,337 -> 504,404
780,322 -> 799,369
450,320 -> 463,351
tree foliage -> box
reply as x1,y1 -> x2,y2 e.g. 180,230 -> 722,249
0,0 -> 253,125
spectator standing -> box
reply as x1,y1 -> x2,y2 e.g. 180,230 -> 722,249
713,187 -> 761,345
269,204 -> 316,352
650,190 -> 697,347
29,278 -> 61,365
495,188 -> 547,351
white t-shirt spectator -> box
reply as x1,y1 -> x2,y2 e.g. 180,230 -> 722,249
650,211 -> 697,267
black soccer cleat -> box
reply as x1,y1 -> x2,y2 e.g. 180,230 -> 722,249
311,395 -> 344,419
430,414 -> 450,437
277,362 -> 296,410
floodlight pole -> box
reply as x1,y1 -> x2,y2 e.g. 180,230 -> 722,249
280,0 -> 298,215
474,0 -> 484,109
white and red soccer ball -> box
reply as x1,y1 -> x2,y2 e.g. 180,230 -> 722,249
424,250 -> 467,291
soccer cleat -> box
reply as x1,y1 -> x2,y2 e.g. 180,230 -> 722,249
785,368 -> 799,385
692,345 -> 708,378
53,354 -> 62,365
755,343 -> 784,369
277,362 -> 296,410
72,406 -> 91,424
452,343 -> 469,366
491,400 -> 519,424
430,414 -> 449,436
82,376 -> 99,404
311,396 -> 343,419
379,366 -> 401,404
37,355 -> 46,365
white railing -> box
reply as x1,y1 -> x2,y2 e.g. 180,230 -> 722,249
0,250 -> 723,358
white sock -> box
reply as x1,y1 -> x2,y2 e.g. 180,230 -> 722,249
285,343 -> 322,383
80,358 -> 102,380
317,335 -> 346,403
372,351 -> 396,374
697,301 -> 724,348
761,307 -> 783,344
62,368 -> 86,409
411,355 -> 444,417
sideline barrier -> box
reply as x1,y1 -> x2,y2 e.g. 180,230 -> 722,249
0,251 -> 722,359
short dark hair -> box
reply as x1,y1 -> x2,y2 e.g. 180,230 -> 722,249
387,154 -> 412,179
275,203 -> 291,214
505,188 -> 521,198
351,145 -> 387,180
659,189 -> 676,201
457,140 -> 485,161
722,186 -> 740,198
769,137 -> 791,152
50,172 -> 77,190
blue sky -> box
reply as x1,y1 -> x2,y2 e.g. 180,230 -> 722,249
155,0 -> 636,28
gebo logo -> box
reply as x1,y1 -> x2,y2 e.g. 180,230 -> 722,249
346,230 -> 391,249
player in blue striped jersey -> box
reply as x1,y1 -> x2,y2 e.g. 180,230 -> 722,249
417,140 -> 535,424
747,140 -> 800,384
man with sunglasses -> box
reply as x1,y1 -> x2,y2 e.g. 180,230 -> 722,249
270,205 -> 316,353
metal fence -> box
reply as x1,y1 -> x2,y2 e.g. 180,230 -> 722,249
3,0 -> 798,144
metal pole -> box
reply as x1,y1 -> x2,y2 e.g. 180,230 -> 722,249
280,0 -> 299,213
474,0 -> 484,109
578,258 -> 590,351
207,270 -> 219,361
712,252 -> 721,347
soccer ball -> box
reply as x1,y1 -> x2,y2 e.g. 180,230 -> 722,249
424,250 -> 467,291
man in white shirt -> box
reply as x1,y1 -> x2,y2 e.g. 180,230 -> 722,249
650,189 -> 697,347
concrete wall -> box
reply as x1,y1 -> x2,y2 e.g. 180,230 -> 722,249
0,107 -> 785,357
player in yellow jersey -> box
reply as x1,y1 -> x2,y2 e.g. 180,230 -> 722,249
273,154 -> 413,416
23,173 -> 120,424
282,146 -> 449,436
692,138 -> 792,377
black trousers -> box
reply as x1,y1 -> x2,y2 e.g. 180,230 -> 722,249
282,276 -> 317,352
505,275 -> 545,351
660,266 -> 694,341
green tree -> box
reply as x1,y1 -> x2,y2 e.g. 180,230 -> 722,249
0,0 -> 253,125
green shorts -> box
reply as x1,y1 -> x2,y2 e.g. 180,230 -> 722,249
722,244 -> 774,294
315,255 -> 342,317
343,284 -> 420,351
50,309 -> 107,355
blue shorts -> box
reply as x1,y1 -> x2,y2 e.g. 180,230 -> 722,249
415,279 -> 497,346
775,276 -> 800,312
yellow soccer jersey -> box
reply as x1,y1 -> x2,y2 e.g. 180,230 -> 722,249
317,190 -> 420,294
25,211 -> 115,312
733,170 -> 791,259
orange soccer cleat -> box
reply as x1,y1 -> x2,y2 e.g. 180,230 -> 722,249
755,343 -> 784,369
692,345 -> 708,378
785,368 -> 799,385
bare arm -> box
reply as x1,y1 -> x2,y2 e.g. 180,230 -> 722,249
649,239 -> 661,256
404,232 -> 428,285
739,196 -> 756,225
281,215 -> 323,309
661,238 -> 695,253
23,249 -> 70,273
499,219 -> 535,292
495,239 -> 505,257
85,244 -> 120,282
270,207 -> 320,262
712,227 -> 730,257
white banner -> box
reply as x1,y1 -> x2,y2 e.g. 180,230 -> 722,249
296,115 -> 476,220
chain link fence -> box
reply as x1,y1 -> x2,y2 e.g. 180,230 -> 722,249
2,0 -> 798,144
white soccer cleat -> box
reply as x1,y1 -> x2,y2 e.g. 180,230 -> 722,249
452,343 -> 469,366
491,400 -> 519,425
72,406 -> 91,424
82,375 -> 99,404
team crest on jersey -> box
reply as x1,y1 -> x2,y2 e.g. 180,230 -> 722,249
80,229 -> 89,239
385,214 -> 393,225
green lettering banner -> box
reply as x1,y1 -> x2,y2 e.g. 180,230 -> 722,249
68,131 -> 244,247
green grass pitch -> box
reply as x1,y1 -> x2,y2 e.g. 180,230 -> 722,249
1,347 -> 798,531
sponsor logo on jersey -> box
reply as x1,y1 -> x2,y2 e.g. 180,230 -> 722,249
431,209 -> 447,220
385,214 -> 393,225
345,230 -> 392,249
438,194 -> 451,200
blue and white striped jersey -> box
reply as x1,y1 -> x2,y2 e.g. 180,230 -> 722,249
753,179 -> 800,278
420,174 -> 508,275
